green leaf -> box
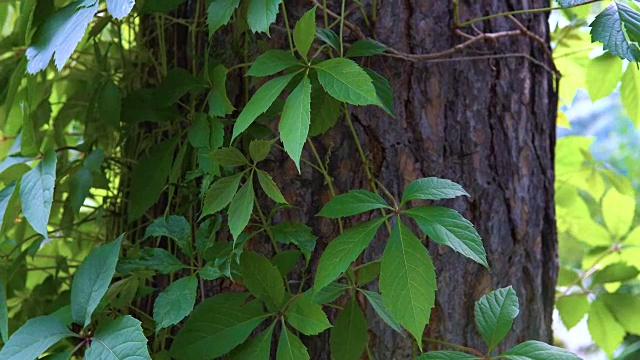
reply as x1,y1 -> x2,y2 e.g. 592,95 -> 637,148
284,295 -> 331,335
68,167 -> 92,216
154,68 -> 207,107
117,248 -> 186,275
71,236 -> 123,328
170,294 -> 268,359
556,295 -> 589,330
0,315 -> 76,360
364,68 -> 395,117
207,0 -> 240,36
401,177 -> 469,204
404,206 -> 488,268
330,298 -> 367,360
200,263 -> 223,280
98,80 -> 121,128
557,0 -> 596,7
246,0 -> 283,34
356,261 -> 380,286
293,6 -> 317,59
590,2 -> 640,62
257,169 -> 287,203
272,249 -> 302,277
208,64 -> 235,117
25,0 -> 98,73
602,187 -> 635,238
153,275 -> 198,332
249,139 -> 274,163
228,180 -> 255,240
417,351 -> 478,360
232,72 -> 298,140
346,40 -> 386,58
316,27 -> 340,50
474,286 -> 519,353
0,183 -> 16,232
279,75 -> 312,170
202,172 -> 244,217
587,53 -> 622,101
209,147 -> 249,167
314,58 -> 378,105
498,340 -> 581,360
106,0 -> 135,19
306,282 -> 350,304
588,297 -> 626,357
247,50 -> 301,77
601,293 -> 640,335
240,251 -> 285,309
314,217 -> 386,292
189,113 -> 212,149
272,221 -> 317,263
227,322 -> 275,360
591,262 -> 640,284
84,316 -> 150,359
379,221 -> 436,346
20,149 -> 56,238
276,326 -> 310,360
0,280 -> 7,342
621,65 -> 640,126
308,85 -> 342,136
144,215 -> 192,255
317,190 -> 390,218
360,289 -> 404,335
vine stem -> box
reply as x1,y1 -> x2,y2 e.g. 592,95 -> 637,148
281,2 -> 295,54
339,0 -> 346,56
307,138 -> 344,233
423,338 -> 487,359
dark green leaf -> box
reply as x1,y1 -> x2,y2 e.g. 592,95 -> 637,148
201,172 -> 244,217
356,261 -> 380,286
140,0 -> 185,13
272,250 -> 302,277
402,177 -> 469,204
249,139 -> 274,163
293,6 -> 317,59
0,279 -> 7,342
272,221 -> 317,263
0,315 -> 76,360
208,64 -> 235,117
364,68 -> 395,117
98,80 -> 121,128
199,263 -> 223,280
117,248 -> 186,275
227,322 -> 275,360
280,75 -> 312,170
144,215 -> 192,255
195,216 -> 221,257
0,183 -> 16,232
246,0 -> 283,34
308,85 -> 341,136
557,0 -> 593,7
590,2 -> 640,62
247,50 -> 301,77
154,276 -> 198,332
316,28 -> 340,50
207,0 -> 240,36
106,0 -> 135,19
154,68 -> 207,107
257,169 -> 287,203
276,326 -> 310,360
68,167 -> 92,215
228,180 -> 255,240
85,315 -> 151,359
317,190 -> 390,218
315,58 -> 378,105
240,251 -> 285,309
556,295 -> 589,330
209,147 -> 249,167
330,298 -> 367,360
346,40 -> 386,58
474,286 -> 519,353
498,340 -> 581,360
20,149 -> 56,237
284,295 -> 331,335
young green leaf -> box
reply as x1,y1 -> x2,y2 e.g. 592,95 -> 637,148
240,251 -> 285,309
209,147 -> 249,167
71,236 -> 123,328
249,139 -> 274,163
272,221 -> 317,263
227,322 -> 275,360
106,0 -> 135,19
246,0 -> 283,34
587,53 -> 622,102
284,295 -> 331,335
257,169 -> 287,203
228,180 -> 255,240
317,190 -> 390,218
588,297 -> 625,357
144,215 -> 192,255
20,149 -> 56,238
364,68 -> 395,117
330,298 -> 367,360
621,66 -> 640,127
416,351 -> 478,360
0,315 -> 76,360
201,172 -> 244,217
590,2 -> 640,62
379,221 -> 436,346
474,286 -> 519,353
153,275 -> 198,332
85,316 -> 151,359
497,340 -> 581,360
314,58 -> 378,105
232,72 -> 298,140
346,39 -> 386,58
293,6 -> 317,59
276,326 -> 310,360
404,206 -> 488,268
208,63 -> 235,117
314,217 -> 386,292
556,295 -> 589,330
401,177 -> 469,204
602,187 -> 635,238
279,75 -> 312,170
247,50 -> 302,77
207,0 -> 241,36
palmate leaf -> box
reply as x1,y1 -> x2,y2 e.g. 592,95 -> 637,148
293,6 -> 317,59
228,180 -> 255,240
317,190 -> 390,218
227,322 -> 275,360
588,297 -> 626,357
621,65 -> 640,126
276,326 -> 310,360
556,294 -> 589,330
85,316 -> 151,360
279,74 -> 312,170
247,50 -> 301,77
417,351 -> 479,360
590,2 -> 640,62
240,251 -> 285,309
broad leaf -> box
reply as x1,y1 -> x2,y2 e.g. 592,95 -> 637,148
556,295 -> 589,330
272,249 -> 302,277
272,221 -> 317,263
284,295 -> 331,335
153,68 -> 207,107
68,167 -> 92,215
401,177 -> 468,204
106,0 -> 135,19
308,85 -> 341,136
601,293 -> 640,335
20,149 -> 56,238
356,261 -> 380,286
257,169 -> 287,203
247,50 -> 301,77
379,221 -> 436,346
417,351 -> 478,360
621,66 -> 640,127
314,217 -> 386,292
314,58 -> 378,105
346,40 -> 386,58
0,315 -> 76,360
227,322 -> 275,360
276,326 -> 310,360
240,251 -> 285,309
588,297 -> 626,357
280,75 -> 312,170
201,172 -> 244,217
117,248 -> 186,275
228,180 -> 255,240
144,215 -> 192,255
330,298 -> 367,360
85,316 -> 151,359
317,190 -> 390,218
360,289 -> 404,334
208,64 -> 235,117
249,139 -> 274,163
601,187 -> 635,238
498,340 -> 581,360
591,262 -> 639,284
71,236 -> 123,328
405,206 -> 488,268
246,0 -> 283,34
209,147 -> 249,167
207,0 -> 240,36
474,286 -> 519,353
293,6 -> 317,59
590,2 -> 640,62
153,275 -> 198,332
587,53 -> 622,101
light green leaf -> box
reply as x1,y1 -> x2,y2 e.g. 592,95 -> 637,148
498,341 -> 581,360
144,215 -> 192,255
417,351 -> 479,360
474,286 -> 519,353
601,293 -> 640,335
588,297 -> 626,357
280,75 -> 312,170
272,221 -> 317,263
602,187 -> 635,238
314,217 -> 386,292
314,58 -> 378,105
317,190 -> 390,218
232,72 -> 298,140
207,0 -> 240,36
0,183 -> 16,232
228,180 -> 255,240
248,50 -> 301,77
587,53 -> 622,101
71,236 -> 123,328
209,147 -> 249,167
405,206 -> 487,268
227,322 -> 275,360
249,139 -> 274,163
360,289 -> 404,335
293,6 -> 317,59
284,295 -> 331,335
257,169 -> 287,203
201,172 -> 244,217
380,221 -> 436,346
26,0 -> 98,73
153,276 -> 198,332
591,262 -> 639,284
276,326 -> 310,360
85,316 -> 150,360
240,251 -> 285,309
590,2 -> 640,62
208,64 -> 235,117
330,298 -> 367,360
621,65 -> 640,126
346,40 -> 386,58
556,295 -> 589,330
106,0 -> 135,19
0,315 -> 76,360
246,0 -> 283,34
401,177 -> 469,204
20,149 -> 56,238
364,68 -> 395,117
316,27 -> 340,50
